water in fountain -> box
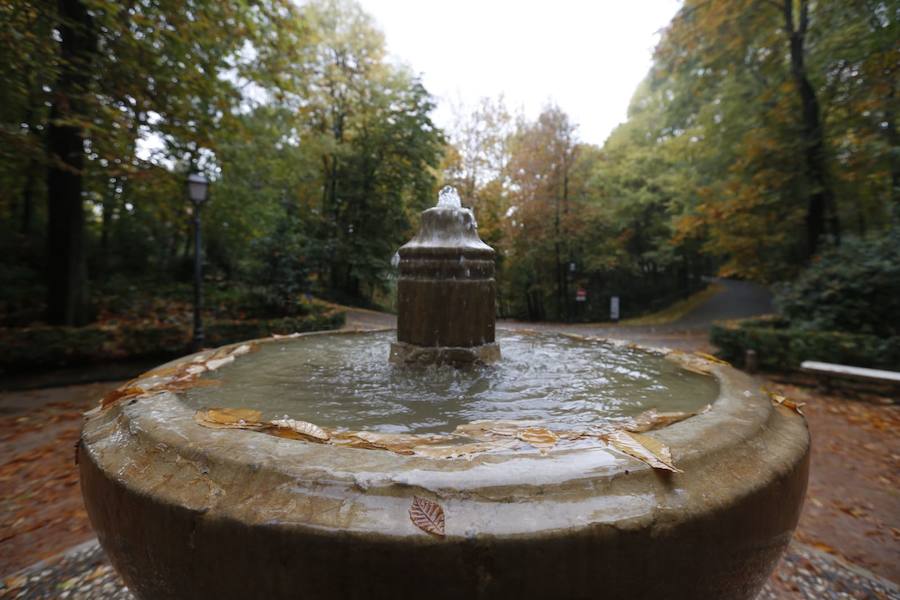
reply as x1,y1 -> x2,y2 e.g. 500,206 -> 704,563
182,330 -> 718,435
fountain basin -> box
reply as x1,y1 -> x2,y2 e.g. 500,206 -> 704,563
79,330 -> 808,600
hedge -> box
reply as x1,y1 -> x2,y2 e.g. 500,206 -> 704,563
0,311 -> 345,373
710,318 -> 900,372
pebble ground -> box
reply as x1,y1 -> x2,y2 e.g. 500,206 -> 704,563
1,538 -> 897,599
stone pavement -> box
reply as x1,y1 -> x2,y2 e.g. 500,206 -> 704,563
1,538 -> 897,599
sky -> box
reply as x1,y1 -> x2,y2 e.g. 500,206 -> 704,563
356,0 -> 682,146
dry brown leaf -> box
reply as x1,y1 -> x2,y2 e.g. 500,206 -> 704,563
268,418 -> 329,442
665,351 -> 714,375
205,356 -> 235,371
516,427 -> 559,450
603,430 -> 682,473
165,377 -> 221,392
453,419 -> 542,440
694,352 -> 731,366
330,431 -> 452,455
100,385 -> 145,408
413,441 -> 514,459
625,409 -> 695,433
409,496 -> 445,537
195,408 -> 265,430
767,391 -> 806,416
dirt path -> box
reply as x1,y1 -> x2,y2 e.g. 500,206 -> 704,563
761,378 -> 899,584
0,382 -> 121,575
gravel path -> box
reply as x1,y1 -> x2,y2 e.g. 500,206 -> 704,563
2,539 -> 896,599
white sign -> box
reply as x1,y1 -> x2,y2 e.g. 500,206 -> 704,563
610,296 -> 620,321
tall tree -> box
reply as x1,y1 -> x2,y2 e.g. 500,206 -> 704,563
46,0 -> 96,325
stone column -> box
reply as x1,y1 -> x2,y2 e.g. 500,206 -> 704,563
390,189 -> 500,366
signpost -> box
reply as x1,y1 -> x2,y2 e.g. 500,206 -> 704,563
610,296 -> 620,322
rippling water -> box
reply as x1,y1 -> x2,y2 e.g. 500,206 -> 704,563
182,331 -> 719,434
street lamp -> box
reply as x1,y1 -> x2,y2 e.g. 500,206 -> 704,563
187,173 -> 209,352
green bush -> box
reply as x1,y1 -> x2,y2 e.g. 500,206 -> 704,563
711,318 -> 900,371
0,310 -> 345,373
774,231 -> 900,336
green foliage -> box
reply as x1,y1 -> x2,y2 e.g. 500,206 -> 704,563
711,318 -> 900,371
774,231 -> 900,336
0,0 -> 445,330
0,308 -> 345,372
245,213 -> 313,317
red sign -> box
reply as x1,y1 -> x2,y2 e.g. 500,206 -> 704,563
575,288 -> 587,302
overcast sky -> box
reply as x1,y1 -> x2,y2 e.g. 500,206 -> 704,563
356,0 -> 682,146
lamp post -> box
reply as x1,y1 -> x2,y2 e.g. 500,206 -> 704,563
187,173 -> 209,352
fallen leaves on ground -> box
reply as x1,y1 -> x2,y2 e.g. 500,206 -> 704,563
408,496 -> 445,537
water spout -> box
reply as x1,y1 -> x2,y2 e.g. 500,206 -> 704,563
437,185 -> 462,209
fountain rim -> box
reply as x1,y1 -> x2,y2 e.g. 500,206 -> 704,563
79,328 -> 808,539
85,329 -> 787,477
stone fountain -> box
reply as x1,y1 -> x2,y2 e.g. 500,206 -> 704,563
78,187 -> 809,600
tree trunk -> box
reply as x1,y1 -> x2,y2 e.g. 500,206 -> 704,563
21,162 -> 36,236
46,0 -> 95,325
783,0 -> 838,258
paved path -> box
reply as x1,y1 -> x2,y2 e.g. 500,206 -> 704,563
340,278 -> 773,353
2,538 -> 896,600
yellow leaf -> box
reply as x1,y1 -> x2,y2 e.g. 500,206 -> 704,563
516,427 -> 559,450
694,352 -> 731,366
453,419 -> 543,440
268,418 -> 330,442
625,409 -> 695,433
409,496 -> 446,537
194,408 -> 265,429
603,430 -> 683,473
412,441 -> 510,460
767,391 -> 805,416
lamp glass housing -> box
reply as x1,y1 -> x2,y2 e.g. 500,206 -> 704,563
187,173 -> 209,205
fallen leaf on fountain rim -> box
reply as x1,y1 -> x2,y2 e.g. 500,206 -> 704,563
625,409 -> 696,432
766,391 -> 806,416
409,496 -> 446,537
412,440 -> 516,459
268,418 -> 330,442
205,356 -> 235,371
100,385 -> 145,408
194,407 -> 265,429
330,431 -> 451,455
516,427 -> 559,449
602,430 -> 683,473
453,419 -> 545,440
694,351 -> 731,366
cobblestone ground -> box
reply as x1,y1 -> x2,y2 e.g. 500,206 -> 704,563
1,538 -> 897,599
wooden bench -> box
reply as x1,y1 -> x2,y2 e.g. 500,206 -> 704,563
800,360 -> 900,394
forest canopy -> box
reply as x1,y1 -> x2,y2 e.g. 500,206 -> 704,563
1,0 -> 897,326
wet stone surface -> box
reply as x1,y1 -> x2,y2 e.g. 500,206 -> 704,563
2,540 -> 896,600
